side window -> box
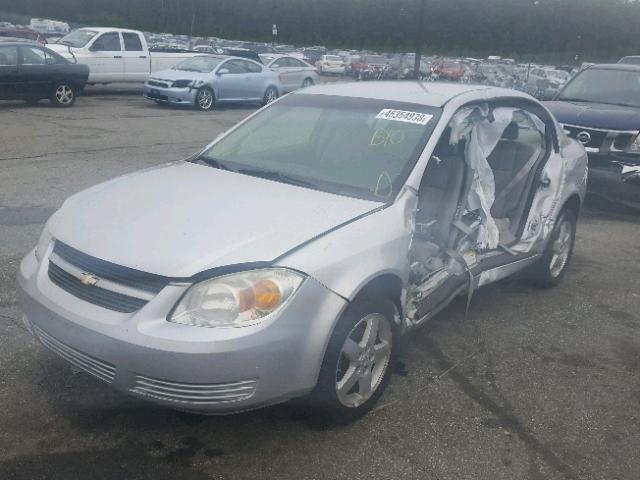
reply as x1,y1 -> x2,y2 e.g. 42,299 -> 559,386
122,33 -> 143,51
271,59 -> 286,68
0,45 -> 18,66
291,59 -> 306,68
91,32 -> 121,51
21,46 -> 47,65
246,61 -> 262,73
224,60 -> 248,74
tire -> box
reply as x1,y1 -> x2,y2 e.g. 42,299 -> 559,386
529,209 -> 577,288
302,77 -> 314,88
194,87 -> 214,111
308,296 -> 396,424
262,86 -> 278,106
50,83 -> 76,107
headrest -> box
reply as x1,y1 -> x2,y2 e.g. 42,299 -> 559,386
433,127 -> 457,156
502,122 -> 519,140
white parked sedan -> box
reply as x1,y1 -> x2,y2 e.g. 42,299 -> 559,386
316,55 -> 346,75
264,55 -> 319,93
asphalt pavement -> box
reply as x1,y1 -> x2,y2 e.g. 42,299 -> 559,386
0,85 -> 639,480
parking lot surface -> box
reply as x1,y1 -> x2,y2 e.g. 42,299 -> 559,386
1,86 -> 639,480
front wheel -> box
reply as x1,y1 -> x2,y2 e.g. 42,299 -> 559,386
308,296 -> 395,424
262,86 -> 278,106
194,87 -> 214,111
529,209 -> 577,288
302,77 -> 314,88
50,83 -> 76,107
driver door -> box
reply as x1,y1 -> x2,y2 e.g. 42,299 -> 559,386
85,32 -> 124,83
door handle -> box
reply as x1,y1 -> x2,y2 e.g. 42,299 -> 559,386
114,55 -> 122,59
139,56 -> 147,59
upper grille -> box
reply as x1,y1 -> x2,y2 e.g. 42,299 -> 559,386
562,123 -> 639,153
147,79 -> 169,88
563,125 -> 608,149
48,262 -> 148,313
53,241 -> 169,294
33,325 -> 116,384
130,375 -> 257,405
47,241 -> 170,313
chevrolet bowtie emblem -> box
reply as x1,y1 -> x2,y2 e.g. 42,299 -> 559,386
79,273 -> 99,286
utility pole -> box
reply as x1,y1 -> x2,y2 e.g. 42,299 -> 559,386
413,0 -> 427,79
272,24 -> 278,47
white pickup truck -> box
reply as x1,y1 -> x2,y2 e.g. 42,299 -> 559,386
48,28 -> 200,84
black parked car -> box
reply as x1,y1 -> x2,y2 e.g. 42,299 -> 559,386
0,41 -> 89,107
545,64 -> 640,210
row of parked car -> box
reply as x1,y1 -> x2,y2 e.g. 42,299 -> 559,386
0,27 -> 321,109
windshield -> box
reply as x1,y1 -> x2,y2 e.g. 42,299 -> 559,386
173,56 -> 222,73
325,55 -> 342,61
558,68 -> 640,107
57,29 -> 98,48
197,95 -> 440,201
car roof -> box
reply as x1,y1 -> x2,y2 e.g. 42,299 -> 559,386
77,27 -> 142,34
0,38 -> 39,45
294,81 -> 527,107
585,63 -> 640,71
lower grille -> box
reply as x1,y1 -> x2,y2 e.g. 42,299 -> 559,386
48,261 -> 147,313
145,92 -> 168,101
33,325 -> 116,384
130,375 -> 257,405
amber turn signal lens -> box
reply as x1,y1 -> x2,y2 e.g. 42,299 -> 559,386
253,279 -> 281,311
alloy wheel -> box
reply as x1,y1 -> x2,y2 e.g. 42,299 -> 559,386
55,85 -> 74,105
335,313 -> 392,408
549,219 -> 573,277
197,89 -> 213,110
265,88 -> 278,104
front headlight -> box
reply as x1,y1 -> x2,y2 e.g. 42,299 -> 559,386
172,79 -> 203,88
628,133 -> 640,154
168,268 -> 305,328
34,223 -> 52,262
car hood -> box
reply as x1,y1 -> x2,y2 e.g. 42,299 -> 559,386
149,69 -> 211,82
49,162 -> 381,278
545,100 -> 640,131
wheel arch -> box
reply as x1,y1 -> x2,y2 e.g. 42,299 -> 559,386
562,193 -> 582,216
349,273 -> 404,326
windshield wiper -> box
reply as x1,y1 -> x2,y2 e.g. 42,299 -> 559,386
237,168 -> 317,189
194,155 -> 234,171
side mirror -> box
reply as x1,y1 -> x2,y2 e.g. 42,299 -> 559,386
217,68 -> 229,75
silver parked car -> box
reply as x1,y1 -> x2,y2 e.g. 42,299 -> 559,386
143,55 -> 280,110
264,55 -> 319,93
18,82 -> 587,422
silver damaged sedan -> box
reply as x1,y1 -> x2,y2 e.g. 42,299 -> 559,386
18,82 -> 588,421
143,55 -> 280,111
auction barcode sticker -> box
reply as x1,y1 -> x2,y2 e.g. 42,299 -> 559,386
376,109 -> 432,125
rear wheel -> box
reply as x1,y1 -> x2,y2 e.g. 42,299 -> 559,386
50,83 -> 75,107
308,296 -> 395,424
302,77 -> 314,88
262,86 -> 278,106
195,87 -> 214,111
529,209 -> 577,288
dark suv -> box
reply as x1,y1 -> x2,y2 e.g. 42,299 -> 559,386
545,64 -> 640,209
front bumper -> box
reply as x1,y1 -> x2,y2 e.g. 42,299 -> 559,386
142,83 -> 198,105
320,65 -> 345,74
586,153 -> 640,209
18,249 -> 347,413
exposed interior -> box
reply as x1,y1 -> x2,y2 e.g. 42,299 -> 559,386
407,103 -> 549,322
